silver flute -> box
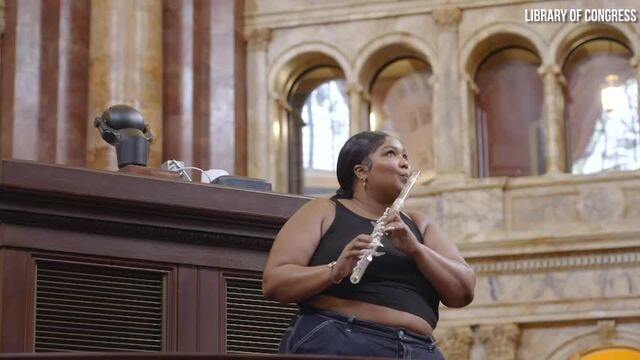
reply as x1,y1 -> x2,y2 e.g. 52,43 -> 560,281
350,170 -> 421,284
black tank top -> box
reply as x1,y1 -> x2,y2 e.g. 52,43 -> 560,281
305,200 -> 440,328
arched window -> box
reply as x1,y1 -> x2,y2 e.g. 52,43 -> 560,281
288,66 -> 349,195
563,39 -> 639,175
369,57 -> 433,172
475,47 -> 544,177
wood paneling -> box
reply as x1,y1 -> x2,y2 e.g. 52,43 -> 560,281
0,160 -> 309,354
0,247 -> 33,352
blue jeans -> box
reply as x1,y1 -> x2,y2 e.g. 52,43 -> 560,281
279,307 -> 445,359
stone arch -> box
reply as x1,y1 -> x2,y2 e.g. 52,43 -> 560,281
458,22 -> 546,178
353,32 -> 437,92
265,41 -> 352,193
459,22 -> 547,79
547,328 -> 640,360
549,22 -> 639,68
268,41 -> 352,98
352,32 -> 437,171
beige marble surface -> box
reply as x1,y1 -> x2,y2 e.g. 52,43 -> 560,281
245,0 -> 640,358
87,0 -> 162,170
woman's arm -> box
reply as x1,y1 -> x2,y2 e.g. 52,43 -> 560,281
262,198 -> 372,304
386,211 -> 476,308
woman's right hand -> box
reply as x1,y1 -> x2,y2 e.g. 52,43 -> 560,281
332,234 -> 374,281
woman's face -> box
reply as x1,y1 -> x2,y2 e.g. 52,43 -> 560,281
366,136 -> 411,195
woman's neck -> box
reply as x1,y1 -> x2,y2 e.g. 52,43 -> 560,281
351,192 -> 390,218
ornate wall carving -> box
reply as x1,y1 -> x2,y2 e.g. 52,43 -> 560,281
435,326 -> 473,360
245,27 -> 271,51
248,1 -> 640,358
577,187 -> 626,222
441,189 -> 504,240
431,7 -> 462,28
478,324 -> 520,360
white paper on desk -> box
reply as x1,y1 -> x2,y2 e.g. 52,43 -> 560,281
201,169 -> 229,183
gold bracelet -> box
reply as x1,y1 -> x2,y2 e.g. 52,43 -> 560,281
327,261 -> 343,284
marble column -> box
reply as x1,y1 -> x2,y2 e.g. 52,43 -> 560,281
431,7 -> 464,177
478,324 -> 520,360
538,64 -> 566,174
0,0 -> 5,101
632,55 -> 640,140
54,0 -> 91,166
435,326 -> 474,360
87,0 -> 163,170
1,0 -> 42,161
245,27 -> 271,180
268,91 -> 290,193
347,81 -> 369,134
162,0 -> 194,166
0,0 -> 89,165
461,73 -> 479,176
192,0 -> 245,174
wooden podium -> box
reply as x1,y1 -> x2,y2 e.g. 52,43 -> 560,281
0,160 -> 309,355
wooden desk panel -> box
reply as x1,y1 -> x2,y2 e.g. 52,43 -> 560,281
0,160 -> 309,354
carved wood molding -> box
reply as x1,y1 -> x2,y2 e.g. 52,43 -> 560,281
0,160 -> 309,252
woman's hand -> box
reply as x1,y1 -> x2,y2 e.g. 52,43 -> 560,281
332,234 -> 374,282
383,210 -> 421,256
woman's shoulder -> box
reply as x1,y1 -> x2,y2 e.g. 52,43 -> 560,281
404,210 -> 432,236
292,198 -> 337,236
295,197 -> 336,216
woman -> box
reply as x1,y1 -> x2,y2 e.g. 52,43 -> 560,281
262,131 -> 475,359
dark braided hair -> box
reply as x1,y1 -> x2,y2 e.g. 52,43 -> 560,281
332,131 -> 389,199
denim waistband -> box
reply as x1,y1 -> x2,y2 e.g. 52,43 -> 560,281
299,305 -> 436,344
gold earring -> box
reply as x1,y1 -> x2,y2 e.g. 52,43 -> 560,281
362,178 -> 368,192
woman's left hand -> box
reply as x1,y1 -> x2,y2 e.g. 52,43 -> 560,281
382,210 -> 422,256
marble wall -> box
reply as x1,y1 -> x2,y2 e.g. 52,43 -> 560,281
1,0 -> 639,357
0,0 -> 246,173
245,0 -> 640,358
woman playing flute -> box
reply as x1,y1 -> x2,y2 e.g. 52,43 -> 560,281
262,131 -> 475,359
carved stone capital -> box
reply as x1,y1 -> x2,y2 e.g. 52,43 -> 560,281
269,91 -> 292,112
478,324 -> 520,360
432,7 -> 462,28
346,82 -> 364,96
630,55 -> 640,69
347,83 -> 371,101
538,64 -> 566,86
245,27 -> 272,51
537,64 -> 561,76
597,319 -> 616,344
435,326 -> 474,360
463,73 -> 479,94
